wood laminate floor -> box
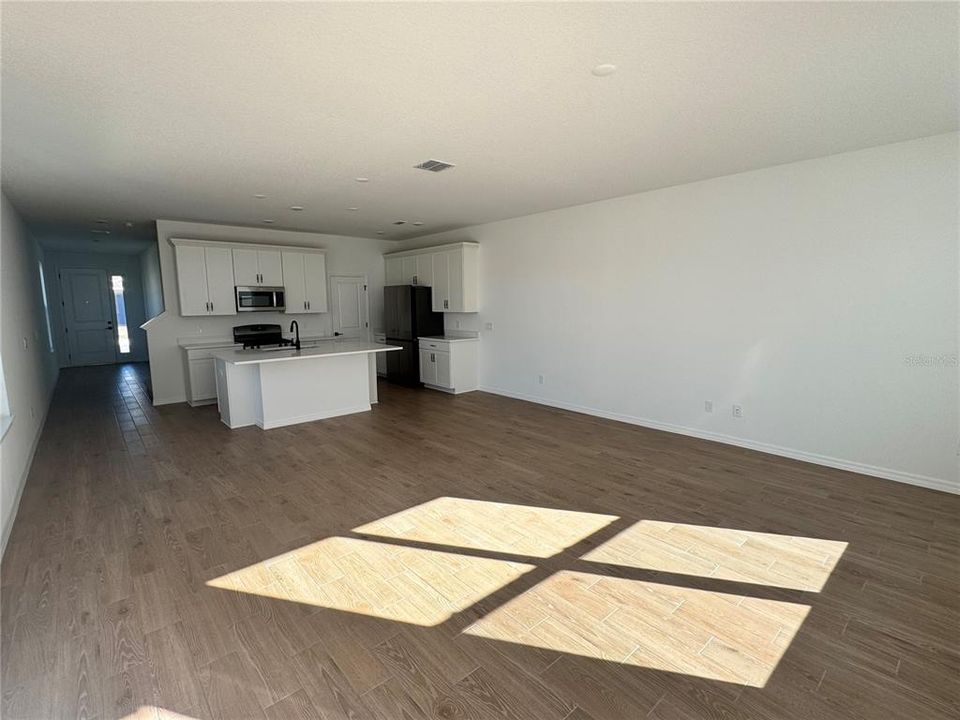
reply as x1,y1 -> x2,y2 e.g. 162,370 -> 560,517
2,363 -> 957,720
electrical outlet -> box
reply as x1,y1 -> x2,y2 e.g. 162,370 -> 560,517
732,404 -> 743,418
484,322 -> 494,331
704,400 -> 713,413
538,374 -> 545,385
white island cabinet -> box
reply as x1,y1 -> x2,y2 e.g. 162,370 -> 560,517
212,341 -> 399,429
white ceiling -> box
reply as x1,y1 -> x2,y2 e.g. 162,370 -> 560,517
2,2 -> 957,241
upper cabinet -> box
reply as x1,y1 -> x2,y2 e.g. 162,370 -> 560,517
383,242 -> 478,312
171,238 -> 328,317
174,243 -> 237,316
233,248 -> 282,286
281,250 -> 327,314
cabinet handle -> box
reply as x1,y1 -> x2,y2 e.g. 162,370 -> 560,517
430,353 -> 435,362
413,275 -> 418,285
210,301 -> 214,311
443,300 -> 449,309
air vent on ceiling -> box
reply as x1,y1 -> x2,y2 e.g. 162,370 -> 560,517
414,159 -> 455,172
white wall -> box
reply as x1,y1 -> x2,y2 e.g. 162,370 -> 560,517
40,249 -> 150,364
398,133 -> 959,492
0,193 -> 59,554
140,241 -> 164,320
146,219 -> 391,404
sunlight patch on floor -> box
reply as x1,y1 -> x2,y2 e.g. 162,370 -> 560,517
122,707 -> 199,720
582,520 -> 847,591
352,496 -> 619,557
463,569 -> 811,687
207,536 -> 535,626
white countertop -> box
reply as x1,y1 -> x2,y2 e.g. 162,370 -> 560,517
211,340 -> 401,365
418,335 -> 479,343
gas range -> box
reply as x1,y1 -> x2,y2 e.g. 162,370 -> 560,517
232,324 -> 295,350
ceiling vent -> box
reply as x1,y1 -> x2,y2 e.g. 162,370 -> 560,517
414,159 -> 455,172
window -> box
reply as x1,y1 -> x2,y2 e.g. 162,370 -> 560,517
37,261 -> 55,352
111,275 -> 131,354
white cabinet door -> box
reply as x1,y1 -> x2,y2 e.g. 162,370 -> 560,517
401,256 -> 418,285
303,253 -> 327,313
419,349 -> 437,384
447,248 -> 464,312
232,248 -> 259,286
189,358 -> 218,401
259,250 -> 283,286
176,245 -> 211,316
432,251 -> 449,311
435,351 -> 451,388
205,246 -> 237,315
385,257 -> 402,286
415,253 -> 433,287
281,251 -> 307,313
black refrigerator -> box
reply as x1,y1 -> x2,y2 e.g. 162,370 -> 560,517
384,285 -> 444,386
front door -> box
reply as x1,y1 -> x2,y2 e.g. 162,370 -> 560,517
330,275 -> 369,340
59,268 -> 117,366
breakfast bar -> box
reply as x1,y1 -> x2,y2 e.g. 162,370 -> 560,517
211,341 -> 400,429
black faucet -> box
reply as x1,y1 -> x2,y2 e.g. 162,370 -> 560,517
289,320 -> 301,351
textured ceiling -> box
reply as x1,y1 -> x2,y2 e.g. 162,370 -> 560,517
2,2 -> 957,241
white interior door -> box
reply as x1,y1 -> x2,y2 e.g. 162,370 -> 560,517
330,275 -> 369,340
59,268 -> 117,366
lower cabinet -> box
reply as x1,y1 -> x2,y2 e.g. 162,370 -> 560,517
182,348 -> 222,406
418,338 -> 478,394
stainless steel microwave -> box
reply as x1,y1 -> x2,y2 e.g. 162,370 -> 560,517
235,286 -> 285,312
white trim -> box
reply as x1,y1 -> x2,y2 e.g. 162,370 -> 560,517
479,385 -> 959,496
1,372 -> 58,558
152,394 -> 186,406
169,237 -> 327,254
383,240 -> 479,258
255,403 -> 371,429
0,413 -> 14,443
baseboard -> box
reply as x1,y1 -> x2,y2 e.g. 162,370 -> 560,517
153,394 -> 186,406
479,385 -> 958,496
256,403 -> 371,429
1,371 -> 59,558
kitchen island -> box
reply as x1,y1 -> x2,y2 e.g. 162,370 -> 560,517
210,341 -> 400,429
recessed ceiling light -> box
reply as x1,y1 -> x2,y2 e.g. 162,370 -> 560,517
254,194 -> 266,199
393,221 -> 406,225
90,229 -> 111,235
290,206 -> 304,211
124,221 -> 133,228
262,219 -> 275,224
95,219 -> 108,224
412,221 -> 424,226
376,231 -> 385,235
591,63 -> 617,77
355,177 -> 369,183
347,207 -> 359,211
